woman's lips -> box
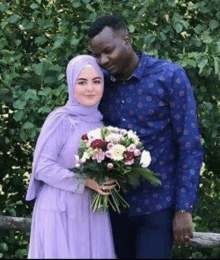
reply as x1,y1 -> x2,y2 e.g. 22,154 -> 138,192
85,95 -> 95,99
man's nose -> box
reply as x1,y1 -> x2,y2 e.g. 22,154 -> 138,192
99,54 -> 109,66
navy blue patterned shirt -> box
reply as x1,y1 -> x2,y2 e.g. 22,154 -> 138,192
99,51 -> 203,217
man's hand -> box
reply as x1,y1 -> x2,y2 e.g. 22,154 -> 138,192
173,211 -> 193,248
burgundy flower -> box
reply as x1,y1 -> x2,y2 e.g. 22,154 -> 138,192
90,139 -> 106,150
81,134 -> 88,140
125,151 -> 134,161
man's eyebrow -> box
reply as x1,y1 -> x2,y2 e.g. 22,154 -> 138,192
103,46 -> 114,52
92,45 -> 114,56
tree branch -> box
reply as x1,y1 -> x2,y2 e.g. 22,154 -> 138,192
0,216 -> 31,233
1,216 -> 220,248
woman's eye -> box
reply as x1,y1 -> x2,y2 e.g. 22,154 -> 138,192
94,80 -> 101,84
78,81 -> 86,85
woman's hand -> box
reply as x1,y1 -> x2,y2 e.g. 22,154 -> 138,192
85,177 -> 116,195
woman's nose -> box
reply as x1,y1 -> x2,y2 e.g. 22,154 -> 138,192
86,82 -> 94,91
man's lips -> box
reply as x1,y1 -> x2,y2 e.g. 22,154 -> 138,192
105,64 -> 114,71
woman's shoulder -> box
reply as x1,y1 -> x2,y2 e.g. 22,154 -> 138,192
42,109 -> 77,133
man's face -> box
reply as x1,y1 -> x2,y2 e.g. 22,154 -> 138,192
89,27 -> 130,76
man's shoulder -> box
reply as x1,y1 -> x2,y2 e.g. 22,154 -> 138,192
141,52 -> 182,74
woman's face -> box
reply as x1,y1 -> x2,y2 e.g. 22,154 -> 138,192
74,67 -> 104,107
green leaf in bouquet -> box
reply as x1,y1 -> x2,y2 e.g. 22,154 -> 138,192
120,137 -> 134,147
78,141 -> 88,158
85,161 -> 101,172
119,139 -> 128,146
113,161 -> 124,172
137,143 -> 144,150
127,171 -> 141,187
123,167 -> 132,174
140,168 -> 162,185
101,126 -> 109,139
118,180 -> 128,191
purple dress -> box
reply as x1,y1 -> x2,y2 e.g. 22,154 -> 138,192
27,115 -> 116,258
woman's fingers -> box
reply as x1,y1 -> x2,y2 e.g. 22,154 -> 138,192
85,178 -> 117,195
102,183 -> 116,190
96,187 -> 111,196
103,179 -> 115,185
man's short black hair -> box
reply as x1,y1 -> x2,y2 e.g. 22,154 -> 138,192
88,14 -> 127,39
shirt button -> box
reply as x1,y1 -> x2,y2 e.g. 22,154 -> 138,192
122,100 -> 125,103
122,118 -> 126,122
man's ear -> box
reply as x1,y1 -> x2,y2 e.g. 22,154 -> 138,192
124,33 -> 131,46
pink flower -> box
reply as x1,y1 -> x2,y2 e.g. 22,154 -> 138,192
124,159 -> 134,165
107,143 -> 114,149
105,150 -> 113,158
134,149 -> 141,157
92,151 -> 105,163
107,163 -> 114,169
105,133 -> 121,142
127,144 -> 136,152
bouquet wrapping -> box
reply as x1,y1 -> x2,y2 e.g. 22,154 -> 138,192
73,126 -> 161,213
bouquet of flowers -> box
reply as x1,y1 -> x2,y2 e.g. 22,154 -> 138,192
73,126 -> 161,213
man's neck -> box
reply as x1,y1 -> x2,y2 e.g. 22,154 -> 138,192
116,51 -> 139,82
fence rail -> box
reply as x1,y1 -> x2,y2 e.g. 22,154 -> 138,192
1,216 -> 220,248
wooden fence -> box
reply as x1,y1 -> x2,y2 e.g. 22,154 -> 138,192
1,216 -> 220,248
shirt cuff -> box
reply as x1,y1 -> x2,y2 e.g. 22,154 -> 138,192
175,203 -> 194,213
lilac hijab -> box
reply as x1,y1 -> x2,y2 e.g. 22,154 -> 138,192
25,55 -> 104,201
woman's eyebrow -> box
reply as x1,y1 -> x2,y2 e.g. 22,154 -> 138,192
77,78 -> 87,81
77,76 -> 102,81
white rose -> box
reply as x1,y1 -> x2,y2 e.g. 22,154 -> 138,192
87,128 -> 102,140
140,150 -> 151,168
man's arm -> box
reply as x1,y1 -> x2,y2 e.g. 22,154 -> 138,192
168,67 -> 203,247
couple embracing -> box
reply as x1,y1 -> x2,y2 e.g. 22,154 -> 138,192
26,15 -> 203,259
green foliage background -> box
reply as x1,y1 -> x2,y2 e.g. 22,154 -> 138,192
0,0 -> 220,258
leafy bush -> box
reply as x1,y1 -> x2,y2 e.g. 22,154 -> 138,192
0,0 -> 220,258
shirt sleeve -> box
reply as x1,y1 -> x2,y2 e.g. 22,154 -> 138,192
34,117 -> 86,193
168,68 -> 204,212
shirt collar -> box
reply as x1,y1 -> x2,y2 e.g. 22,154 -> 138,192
104,50 -> 146,82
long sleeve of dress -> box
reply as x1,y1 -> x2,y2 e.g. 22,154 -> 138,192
34,117 -> 86,193
169,68 -> 204,212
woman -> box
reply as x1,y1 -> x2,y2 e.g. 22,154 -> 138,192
25,55 -> 117,259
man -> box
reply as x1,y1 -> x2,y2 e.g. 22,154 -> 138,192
87,15 -> 203,259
